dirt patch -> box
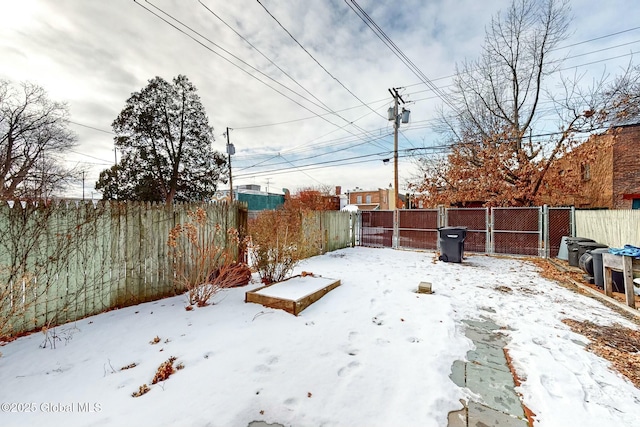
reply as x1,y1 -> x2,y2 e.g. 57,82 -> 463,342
563,319 -> 640,388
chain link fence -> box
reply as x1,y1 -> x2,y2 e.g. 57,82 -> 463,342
357,206 -> 572,258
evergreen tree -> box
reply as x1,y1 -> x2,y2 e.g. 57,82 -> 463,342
96,75 -> 227,203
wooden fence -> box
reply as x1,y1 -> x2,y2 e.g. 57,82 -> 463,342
0,200 -> 247,338
575,209 -> 640,248
313,210 -> 355,253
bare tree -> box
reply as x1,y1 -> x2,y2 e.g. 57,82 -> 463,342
604,62 -> 640,125
0,80 -> 76,200
411,0 -> 620,206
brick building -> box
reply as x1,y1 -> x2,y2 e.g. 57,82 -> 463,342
551,123 -> 640,209
345,186 -> 400,210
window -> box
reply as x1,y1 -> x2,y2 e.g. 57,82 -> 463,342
356,195 -> 362,204
581,164 -> 591,181
366,195 -> 372,204
633,199 -> 640,210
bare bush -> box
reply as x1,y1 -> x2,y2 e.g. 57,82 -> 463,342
167,208 -> 248,307
248,208 -> 321,285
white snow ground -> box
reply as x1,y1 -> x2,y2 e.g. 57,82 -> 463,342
1,247 -> 639,427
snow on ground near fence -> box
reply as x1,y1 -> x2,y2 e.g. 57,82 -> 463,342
0,247 -> 639,427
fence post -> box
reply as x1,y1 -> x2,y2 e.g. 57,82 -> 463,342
542,205 -> 549,258
485,207 -> 491,254
393,209 -> 399,249
489,208 -> 495,254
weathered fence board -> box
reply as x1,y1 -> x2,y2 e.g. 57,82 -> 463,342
576,209 -> 640,248
0,200 -> 247,338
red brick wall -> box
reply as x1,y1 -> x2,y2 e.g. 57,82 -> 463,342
612,126 -> 640,209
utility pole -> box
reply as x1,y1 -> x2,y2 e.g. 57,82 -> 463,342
225,127 -> 235,202
388,88 -> 408,209
113,148 -> 118,200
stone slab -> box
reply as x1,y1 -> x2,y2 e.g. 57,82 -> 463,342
464,326 -> 509,348
468,401 -> 529,427
450,360 -> 466,387
466,342 -> 511,373
466,363 -> 524,418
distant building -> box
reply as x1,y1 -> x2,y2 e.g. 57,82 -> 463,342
214,185 -> 285,217
344,186 -> 401,210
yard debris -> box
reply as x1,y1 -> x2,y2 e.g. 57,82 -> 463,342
120,362 -> 137,371
563,319 -> 640,388
152,356 -> 178,384
149,336 -> 161,345
132,384 -> 150,398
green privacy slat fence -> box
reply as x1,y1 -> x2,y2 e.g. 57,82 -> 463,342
0,200 -> 247,338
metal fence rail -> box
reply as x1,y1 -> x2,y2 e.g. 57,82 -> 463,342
398,209 -> 439,250
491,207 -> 543,256
356,206 -> 573,258
446,208 -> 490,253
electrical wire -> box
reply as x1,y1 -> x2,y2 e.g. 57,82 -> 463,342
345,0 -> 459,112
141,0 -> 389,152
255,0 -> 389,125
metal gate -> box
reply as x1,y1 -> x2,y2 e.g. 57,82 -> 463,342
397,209 -> 440,250
491,207 -> 543,256
356,206 -> 572,258
445,208 -> 490,253
359,211 -> 394,247
546,206 -> 573,258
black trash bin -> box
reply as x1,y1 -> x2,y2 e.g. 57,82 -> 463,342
590,248 -> 610,289
577,241 -> 608,261
566,237 -> 595,267
438,227 -> 467,263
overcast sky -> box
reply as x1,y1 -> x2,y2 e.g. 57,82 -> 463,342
1,0 -> 639,199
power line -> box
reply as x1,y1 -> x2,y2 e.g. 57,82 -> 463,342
345,0 -> 458,112
553,25 -> 640,51
255,0 -> 388,125
139,0 -> 389,152
135,1 -> 337,119
68,121 -> 113,134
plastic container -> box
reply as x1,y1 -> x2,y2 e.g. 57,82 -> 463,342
566,237 -> 595,267
576,241 -> 609,261
438,227 -> 467,263
590,248 -> 610,289
557,236 -> 570,260
579,252 -> 594,276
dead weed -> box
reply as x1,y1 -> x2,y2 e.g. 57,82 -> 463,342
563,319 -> 640,388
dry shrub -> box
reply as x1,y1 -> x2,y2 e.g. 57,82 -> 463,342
132,384 -> 150,397
168,208 -> 248,307
248,208 -> 321,285
152,356 -> 177,384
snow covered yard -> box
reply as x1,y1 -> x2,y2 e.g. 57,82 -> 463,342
1,247 -> 639,427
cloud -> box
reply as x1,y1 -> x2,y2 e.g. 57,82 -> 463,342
2,0 -> 639,198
